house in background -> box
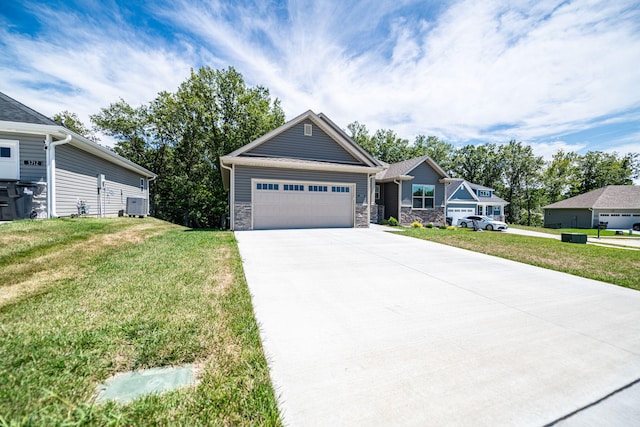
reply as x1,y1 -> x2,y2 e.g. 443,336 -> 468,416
220,110 -> 384,230
0,91 -> 156,220
444,179 -> 508,226
543,185 -> 640,229
374,155 -> 449,226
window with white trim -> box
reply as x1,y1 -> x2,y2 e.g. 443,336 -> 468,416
304,124 -> 312,136
140,178 -> 144,192
375,184 -> 380,200
412,184 -> 434,209
478,190 -> 491,197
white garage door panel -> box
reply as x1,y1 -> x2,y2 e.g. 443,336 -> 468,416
253,182 -> 354,229
447,207 -> 475,225
599,213 -> 639,229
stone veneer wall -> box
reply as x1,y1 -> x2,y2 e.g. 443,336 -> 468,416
355,204 -> 369,228
400,207 -> 445,226
370,204 -> 385,224
233,202 -> 252,230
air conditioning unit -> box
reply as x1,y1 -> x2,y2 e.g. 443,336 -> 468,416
126,197 -> 148,217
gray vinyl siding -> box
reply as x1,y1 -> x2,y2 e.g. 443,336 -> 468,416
234,165 -> 369,204
0,132 -> 47,182
544,208 -> 592,228
245,120 -> 363,165
400,163 -> 445,207
450,185 -> 474,201
383,182 -> 399,220
55,144 -> 147,216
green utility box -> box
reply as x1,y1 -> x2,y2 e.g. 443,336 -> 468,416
561,233 -> 587,244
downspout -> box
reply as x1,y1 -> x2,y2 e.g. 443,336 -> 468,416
394,179 -> 402,222
45,133 -> 72,218
147,175 -> 157,216
220,161 -> 234,230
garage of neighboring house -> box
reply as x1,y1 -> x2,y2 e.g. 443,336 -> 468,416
543,185 -> 640,229
220,110 -> 383,231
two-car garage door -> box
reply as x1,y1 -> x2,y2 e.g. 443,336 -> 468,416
252,180 -> 354,229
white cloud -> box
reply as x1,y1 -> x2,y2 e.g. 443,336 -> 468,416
2,0 -> 639,152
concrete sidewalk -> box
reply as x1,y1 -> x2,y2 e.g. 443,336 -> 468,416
236,228 -> 640,426
506,227 -> 640,249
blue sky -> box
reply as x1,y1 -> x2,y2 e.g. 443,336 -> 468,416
1,0 -> 639,159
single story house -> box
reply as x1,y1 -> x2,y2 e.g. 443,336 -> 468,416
543,185 -> 640,229
0,91 -> 156,220
220,110 -> 384,230
444,179 -> 508,225
374,155 -> 449,225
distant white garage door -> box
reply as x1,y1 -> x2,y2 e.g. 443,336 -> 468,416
447,207 -> 475,225
252,180 -> 354,229
599,213 -> 640,229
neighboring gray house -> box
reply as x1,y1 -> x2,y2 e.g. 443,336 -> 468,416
220,110 -> 384,230
0,91 -> 156,220
374,155 -> 449,226
445,179 -> 508,225
543,185 -> 640,229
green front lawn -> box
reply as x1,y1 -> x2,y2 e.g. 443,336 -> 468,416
511,224 -> 636,237
403,227 -> 640,290
0,218 -> 281,426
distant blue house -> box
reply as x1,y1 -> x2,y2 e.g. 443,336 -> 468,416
444,179 -> 508,225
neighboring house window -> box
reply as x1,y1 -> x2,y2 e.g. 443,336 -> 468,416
478,190 -> 491,197
308,185 -> 328,192
412,184 -> 434,209
331,186 -> 350,193
283,184 -> 304,191
477,206 -> 483,215
0,147 -> 10,157
375,185 -> 380,200
256,183 -> 279,190
140,178 -> 144,192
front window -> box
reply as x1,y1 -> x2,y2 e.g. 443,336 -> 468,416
375,184 -> 380,200
412,184 -> 434,209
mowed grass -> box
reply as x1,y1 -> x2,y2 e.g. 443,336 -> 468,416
0,217 -> 281,426
510,224 -> 634,237
402,227 -> 640,290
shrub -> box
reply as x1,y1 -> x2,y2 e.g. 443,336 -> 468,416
439,224 -> 447,229
446,225 -> 457,230
425,222 -> 433,228
388,216 -> 399,226
380,219 -> 389,225
411,221 -> 423,228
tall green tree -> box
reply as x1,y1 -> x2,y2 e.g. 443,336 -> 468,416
542,150 -> 579,204
346,123 -> 409,163
572,151 -> 639,195
91,66 -> 284,228
450,144 -> 504,191
408,135 -> 455,172
52,110 -> 100,142
499,140 -> 544,225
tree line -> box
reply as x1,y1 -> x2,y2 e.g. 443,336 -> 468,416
347,122 -> 639,225
55,66 -> 639,228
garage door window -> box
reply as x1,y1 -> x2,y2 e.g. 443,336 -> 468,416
308,185 -> 328,192
412,184 -> 434,209
332,186 -> 350,193
256,183 -> 279,190
283,184 -> 304,191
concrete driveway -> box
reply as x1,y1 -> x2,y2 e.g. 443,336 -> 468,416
235,228 -> 640,426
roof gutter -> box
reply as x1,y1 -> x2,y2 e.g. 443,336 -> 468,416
45,133 -> 72,218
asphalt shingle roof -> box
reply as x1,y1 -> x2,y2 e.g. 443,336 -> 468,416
0,92 -> 58,125
543,185 -> 640,209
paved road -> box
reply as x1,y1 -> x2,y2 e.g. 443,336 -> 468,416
236,228 -> 640,426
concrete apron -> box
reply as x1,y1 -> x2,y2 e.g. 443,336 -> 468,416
236,228 -> 640,427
